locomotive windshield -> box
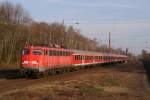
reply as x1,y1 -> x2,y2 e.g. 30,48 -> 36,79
22,49 -> 30,55
33,49 -> 43,55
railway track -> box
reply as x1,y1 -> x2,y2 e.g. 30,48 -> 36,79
0,79 -> 31,94
0,68 -> 86,94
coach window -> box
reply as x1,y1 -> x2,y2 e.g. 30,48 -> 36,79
80,55 -> 82,60
52,51 -> 56,56
58,51 -> 61,56
56,51 -> 59,56
78,55 -> 80,60
67,52 -> 69,56
68,52 -> 70,56
63,51 -> 65,56
65,51 -> 67,56
62,51 -> 65,56
104,56 -> 107,60
75,55 -> 77,60
60,51 -> 63,56
61,51 -> 64,56
68,52 -> 71,56
66,52 -> 68,56
33,49 -> 43,55
56,51 -> 58,56
77,55 -> 79,60
106,56 -> 108,60
64,51 -> 66,56
65,52 -> 67,56
103,56 -> 105,60
78,55 -> 79,60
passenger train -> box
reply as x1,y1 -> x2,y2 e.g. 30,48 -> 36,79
21,45 -> 128,78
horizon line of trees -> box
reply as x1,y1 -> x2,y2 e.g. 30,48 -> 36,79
0,1 -> 128,64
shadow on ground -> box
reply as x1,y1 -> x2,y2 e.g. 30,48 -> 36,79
0,69 -> 23,79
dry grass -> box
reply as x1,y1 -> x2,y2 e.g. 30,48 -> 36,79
0,61 -> 149,100
0,77 -> 128,100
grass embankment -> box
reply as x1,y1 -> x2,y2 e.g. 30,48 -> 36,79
0,75 -> 128,100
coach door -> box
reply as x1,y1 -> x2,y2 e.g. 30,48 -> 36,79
93,56 -> 95,63
82,55 -> 85,64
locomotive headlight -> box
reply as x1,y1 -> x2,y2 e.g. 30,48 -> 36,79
22,61 -> 29,64
31,61 -> 39,64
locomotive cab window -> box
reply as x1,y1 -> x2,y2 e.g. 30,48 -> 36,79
33,49 -> 43,55
22,49 -> 30,55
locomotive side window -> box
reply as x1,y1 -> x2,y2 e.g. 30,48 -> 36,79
22,49 -> 30,55
33,49 -> 43,55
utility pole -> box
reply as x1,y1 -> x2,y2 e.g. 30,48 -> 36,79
109,32 -> 111,53
126,48 -> 128,55
62,19 -> 64,25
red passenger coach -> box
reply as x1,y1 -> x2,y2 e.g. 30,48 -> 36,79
21,45 -> 128,77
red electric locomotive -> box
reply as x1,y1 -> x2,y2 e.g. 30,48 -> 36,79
21,45 -> 128,77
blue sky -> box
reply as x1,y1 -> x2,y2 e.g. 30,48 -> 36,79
1,0 -> 150,55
